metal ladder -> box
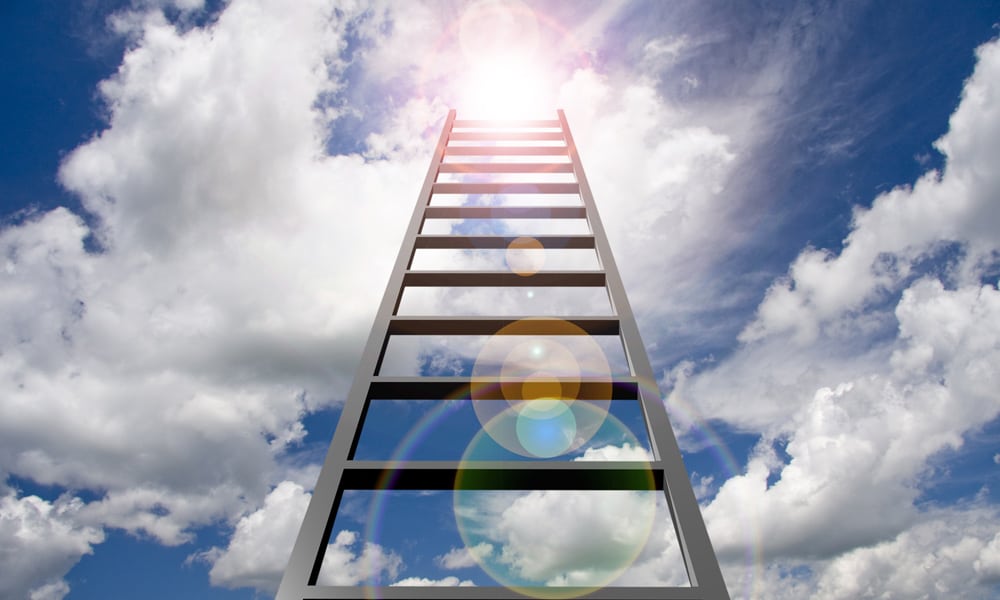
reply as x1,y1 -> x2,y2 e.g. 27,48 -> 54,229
276,109 -> 729,600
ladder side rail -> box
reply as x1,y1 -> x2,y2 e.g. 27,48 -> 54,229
557,110 -> 729,598
275,110 -> 457,600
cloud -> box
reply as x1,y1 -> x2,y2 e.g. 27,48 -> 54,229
574,443 -> 652,462
200,481 -> 403,592
553,66 -> 768,361
691,241 -> 1000,564
392,576 -> 475,587
641,35 -> 689,70
1,0 -> 434,592
455,492 -> 689,588
668,36 -> 1000,596
741,38 -> 1000,345
28,581 -> 71,600
5,1 -> 998,597
794,507 -> 1000,599
0,493 -> 104,600
199,481 -> 309,591
975,530 -> 1000,582
460,490 -> 661,587
814,517 -> 995,597
435,542 -> 495,570
316,529 -> 403,587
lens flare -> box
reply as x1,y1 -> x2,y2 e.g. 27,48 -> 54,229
515,399 -> 576,458
453,1 -> 553,117
457,0 -> 541,59
456,55 -> 553,118
471,319 -> 612,458
506,236 -> 546,276
455,404 -> 657,597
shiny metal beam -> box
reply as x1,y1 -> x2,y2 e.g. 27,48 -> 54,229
277,110 -> 729,600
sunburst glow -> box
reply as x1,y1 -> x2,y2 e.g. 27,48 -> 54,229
457,54 -> 553,118
454,1 -> 555,118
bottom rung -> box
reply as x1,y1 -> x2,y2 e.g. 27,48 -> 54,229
301,585 -> 705,600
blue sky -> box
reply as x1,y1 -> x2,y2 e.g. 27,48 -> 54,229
2,0 -> 1000,598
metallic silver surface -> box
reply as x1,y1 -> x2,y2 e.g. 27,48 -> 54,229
276,110 -> 728,600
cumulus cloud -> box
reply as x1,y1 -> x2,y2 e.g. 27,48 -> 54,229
6,1 -> 998,597
392,576 -> 475,586
574,443 -> 653,461
975,530 -> 1000,582
316,529 -> 403,587
454,492 -> 689,588
670,36 -> 1000,598
1,0 -> 432,593
706,274 -> 1000,561
199,481 -> 309,591
459,490 -> 662,587
726,507 -> 1000,599
741,38 -> 1000,345
810,509 -> 1000,597
0,493 -> 104,600
435,542 -> 495,570
200,481 -> 403,592
558,70 -> 739,318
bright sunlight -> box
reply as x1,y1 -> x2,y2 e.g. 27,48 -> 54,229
453,0 -> 556,118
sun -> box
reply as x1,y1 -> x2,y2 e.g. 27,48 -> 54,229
456,53 -> 553,119
452,0 -> 555,118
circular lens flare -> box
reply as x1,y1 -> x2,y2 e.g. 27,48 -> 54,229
458,0 -> 541,59
471,319 -> 612,458
515,399 -> 576,458
506,236 -> 546,276
455,404 -> 657,598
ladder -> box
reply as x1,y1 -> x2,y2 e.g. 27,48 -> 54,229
276,110 -> 729,600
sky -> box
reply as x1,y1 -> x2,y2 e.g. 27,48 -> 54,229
2,0 -> 1000,598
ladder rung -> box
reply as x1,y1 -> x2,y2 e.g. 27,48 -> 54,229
402,271 -> 605,287
387,316 -> 620,335
424,206 -> 585,219
343,461 -> 663,490
445,146 -> 568,156
414,234 -> 595,249
432,182 -> 579,194
301,585 -> 705,600
453,119 -> 561,128
449,131 -> 564,141
438,162 -> 574,173
367,376 -> 639,400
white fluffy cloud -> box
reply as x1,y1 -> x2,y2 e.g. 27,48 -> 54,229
200,481 -> 404,592
717,507 -> 1000,599
1,0 -> 432,595
5,1 -> 999,598
392,576 -> 475,587
975,530 -> 1000,582
809,508 -> 1000,598
458,490 -> 663,587
741,39 -> 1000,345
436,542 -> 495,570
671,36 -> 1000,598
0,493 -> 104,600
454,491 -> 689,588
200,481 -> 309,591
317,529 -> 403,587
557,69 -> 742,330
701,276 -> 1000,562
574,443 -> 653,462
